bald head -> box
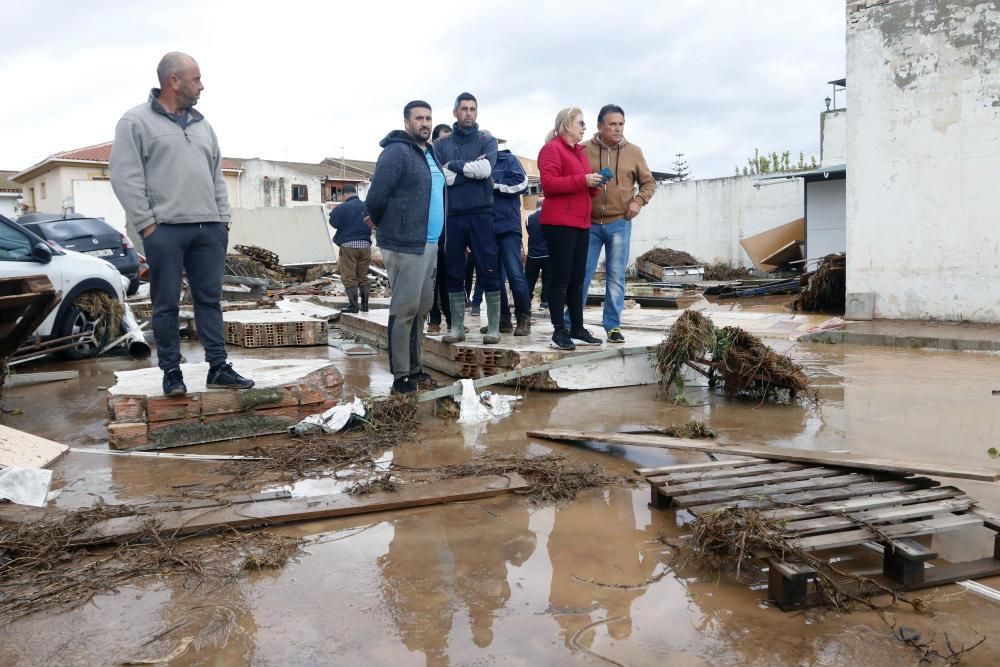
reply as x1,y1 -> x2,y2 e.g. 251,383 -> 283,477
155,52 -> 203,112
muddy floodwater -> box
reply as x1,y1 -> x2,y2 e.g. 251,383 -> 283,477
2,332 -> 1000,665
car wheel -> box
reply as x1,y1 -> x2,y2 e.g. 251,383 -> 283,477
56,290 -> 116,360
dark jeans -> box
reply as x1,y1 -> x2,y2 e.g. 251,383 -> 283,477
524,255 -> 550,308
428,245 -> 450,327
464,253 -> 475,299
496,231 -> 531,318
445,211 -> 499,295
541,225 -> 588,331
143,222 -> 228,372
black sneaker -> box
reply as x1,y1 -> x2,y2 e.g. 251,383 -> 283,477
607,328 -> 626,344
207,362 -> 255,389
391,376 -> 419,395
550,328 -> 576,351
409,371 -> 440,389
162,368 -> 187,396
569,328 -> 603,346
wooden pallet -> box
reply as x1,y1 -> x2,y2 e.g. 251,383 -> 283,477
639,457 -> 1000,610
0,275 -> 58,360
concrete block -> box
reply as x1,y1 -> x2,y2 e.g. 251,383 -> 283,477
846,292 -> 875,321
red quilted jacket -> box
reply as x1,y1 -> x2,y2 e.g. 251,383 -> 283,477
537,137 -> 599,229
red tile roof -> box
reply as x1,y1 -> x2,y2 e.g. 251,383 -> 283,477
45,142 -> 243,171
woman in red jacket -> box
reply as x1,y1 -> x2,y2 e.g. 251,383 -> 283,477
538,107 -> 604,350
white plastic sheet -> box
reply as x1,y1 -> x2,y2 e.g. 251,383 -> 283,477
0,466 -> 52,507
456,379 -> 521,425
292,396 -> 366,435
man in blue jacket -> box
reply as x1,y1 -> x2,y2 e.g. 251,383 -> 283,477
488,143 -> 531,336
328,184 -> 370,313
364,100 -> 446,395
433,92 -> 501,344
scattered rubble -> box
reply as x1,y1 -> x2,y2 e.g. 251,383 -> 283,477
793,253 -> 846,313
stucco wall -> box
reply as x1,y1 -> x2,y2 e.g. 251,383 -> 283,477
238,160 -> 326,209
846,0 -> 1000,321
631,176 -> 803,267
820,110 -> 847,166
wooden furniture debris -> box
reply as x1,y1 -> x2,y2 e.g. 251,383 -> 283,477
105,359 -> 342,450
530,430 -> 1000,611
0,425 -> 68,469
528,429 -> 1000,482
0,275 -> 59,382
223,309 -> 328,347
740,218 -> 804,271
635,259 -> 705,284
65,473 -> 528,545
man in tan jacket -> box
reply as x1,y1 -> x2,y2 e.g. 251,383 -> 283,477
571,104 -> 656,343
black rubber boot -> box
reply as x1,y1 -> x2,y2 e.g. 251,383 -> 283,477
359,286 -> 370,312
344,287 -> 360,314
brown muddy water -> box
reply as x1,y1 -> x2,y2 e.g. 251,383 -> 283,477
2,335 -> 1000,666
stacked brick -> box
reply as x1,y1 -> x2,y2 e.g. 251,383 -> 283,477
223,310 -> 328,347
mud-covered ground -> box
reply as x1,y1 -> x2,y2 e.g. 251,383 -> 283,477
2,318 -> 1000,666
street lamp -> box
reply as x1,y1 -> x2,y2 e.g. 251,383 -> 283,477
824,96 -> 832,111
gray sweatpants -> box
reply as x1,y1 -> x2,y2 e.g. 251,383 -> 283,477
383,243 -> 437,379
143,222 -> 228,371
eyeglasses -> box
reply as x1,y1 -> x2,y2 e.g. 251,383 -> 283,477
577,121 -> 586,128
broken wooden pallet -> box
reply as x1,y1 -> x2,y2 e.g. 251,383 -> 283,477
105,359 -> 342,450
66,473 -> 528,545
634,457 -> 1000,610
0,274 -> 58,362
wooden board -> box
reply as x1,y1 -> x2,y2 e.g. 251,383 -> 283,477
739,218 -> 804,271
672,473 -> 872,508
69,473 -> 529,545
529,429 -> 1000,482
686,479 -> 934,516
781,498 -> 975,536
760,487 -> 966,522
648,463 -> 814,487
0,425 -> 68,469
789,515 -> 983,552
634,457 -> 764,476
656,466 -> 849,496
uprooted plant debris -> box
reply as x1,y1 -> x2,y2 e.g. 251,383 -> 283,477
670,505 -> 986,664
652,420 -> 716,439
702,262 -> 755,281
346,473 -> 398,496
638,247 -> 700,267
425,453 -> 633,503
76,290 -> 125,340
793,253 -> 846,313
656,310 -> 815,404
0,501 -> 304,626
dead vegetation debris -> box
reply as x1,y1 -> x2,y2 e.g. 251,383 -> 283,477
346,473 -> 398,496
638,247 -> 700,267
0,503 -> 303,626
651,420 -> 716,439
793,253 -> 846,313
702,262 -> 755,281
76,290 -> 125,339
670,505 -> 985,664
656,310 -> 815,404
429,453 -> 633,503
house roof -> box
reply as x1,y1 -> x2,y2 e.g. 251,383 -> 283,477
13,141 -> 245,182
0,170 -> 22,193
320,158 -> 376,180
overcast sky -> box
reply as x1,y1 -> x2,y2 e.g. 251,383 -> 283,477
2,0 -> 845,179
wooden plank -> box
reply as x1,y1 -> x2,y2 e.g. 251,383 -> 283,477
634,457 -> 764,476
69,473 -> 529,545
761,487 -> 965,522
0,425 -> 68,469
673,473 -> 873,508
649,463 -> 815,487
528,429 -> 1000,482
687,479 -> 933,516
657,466 -> 848,496
789,515 -> 983,552
781,498 -> 975,536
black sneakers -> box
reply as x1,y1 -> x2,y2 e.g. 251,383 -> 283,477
162,368 -> 187,396
391,376 -> 419,395
207,362 -> 255,389
569,328 -> 603,346
409,371 -> 440,389
550,328 -> 576,351
607,328 -> 626,344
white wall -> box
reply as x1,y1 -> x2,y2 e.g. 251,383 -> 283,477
846,0 -> 1000,321
632,175 -> 803,266
820,110 -> 847,166
238,159 -> 326,209
0,194 -> 20,219
806,179 -> 846,259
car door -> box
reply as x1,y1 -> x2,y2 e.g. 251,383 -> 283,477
0,219 -> 64,334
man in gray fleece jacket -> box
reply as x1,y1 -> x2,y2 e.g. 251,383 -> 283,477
110,51 -> 253,396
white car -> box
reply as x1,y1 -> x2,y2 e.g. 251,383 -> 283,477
0,214 -> 128,359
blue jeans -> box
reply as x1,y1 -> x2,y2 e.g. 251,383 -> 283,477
563,219 -> 631,331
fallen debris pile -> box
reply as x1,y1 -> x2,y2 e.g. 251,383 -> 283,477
701,262 -> 755,281
651,420 -> 716,439
0,502 -> 304,625
793,253 -> 846,313
656,310 -> 814,403
638,248 -> 700,267
428,453 -> 632,503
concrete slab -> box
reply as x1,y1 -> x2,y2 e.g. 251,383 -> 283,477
109,358 -> 336,397
802,319 -> 1000,352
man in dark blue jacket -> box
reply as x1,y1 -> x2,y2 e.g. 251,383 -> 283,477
433,92 -> 502,344
328,184 -> 371,313
365,100 -> 446,395
488,144 -> 531,335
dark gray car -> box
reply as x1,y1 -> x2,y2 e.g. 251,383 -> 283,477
18,213 -> 141,295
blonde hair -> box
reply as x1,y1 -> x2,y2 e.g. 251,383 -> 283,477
546,107 -> 582,143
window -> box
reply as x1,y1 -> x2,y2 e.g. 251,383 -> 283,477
291,184 -> 308,202
0,223 -> 34,261
40,181 -> 46,199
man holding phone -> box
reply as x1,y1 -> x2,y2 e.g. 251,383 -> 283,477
578,104 -> 656,343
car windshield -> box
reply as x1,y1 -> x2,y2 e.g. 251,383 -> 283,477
0,223 -> 34,261
36,218 -> 116,240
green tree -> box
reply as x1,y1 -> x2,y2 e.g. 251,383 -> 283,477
736,148 -> 819,176
672,153 -> 691,182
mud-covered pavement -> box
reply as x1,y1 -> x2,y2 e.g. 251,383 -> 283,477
3,329 -> 1000,666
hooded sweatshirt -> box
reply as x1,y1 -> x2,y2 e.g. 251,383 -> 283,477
365,130 -> 446,255
582,133 -> 656,224
110,89 -> 230,234
433,123 -> 498,215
